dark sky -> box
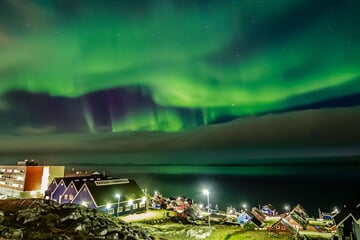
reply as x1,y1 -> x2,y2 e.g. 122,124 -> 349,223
0,0 -> 359,154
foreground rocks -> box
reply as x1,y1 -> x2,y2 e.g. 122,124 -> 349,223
0,199 -> 155,240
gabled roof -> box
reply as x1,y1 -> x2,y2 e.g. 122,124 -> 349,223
53,174 -> 113,189
334,193 -> 360,226
287,211 -> 307,228
263,204 -> 276,211
293,204 -> 308,219
252,207 -> 266,219
53,177 -> 63,184
271,218 -> 298,234
250,216 -> 262,228
85,179 -> 144,207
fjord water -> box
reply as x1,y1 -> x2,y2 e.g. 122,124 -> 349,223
2,150 -> 359,216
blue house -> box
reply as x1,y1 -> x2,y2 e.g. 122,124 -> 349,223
71,178 -> 146,216
237,211 -> 263,228
45,173 -> 146,216
45,173 -> 105,203
238,211 -> 253,224
50,179 -> 68,203
262,204 -> 276,216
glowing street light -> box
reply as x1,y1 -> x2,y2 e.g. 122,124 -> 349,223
242,203 -> 247,211
128,199 -> 134,214
203,189 -> 211,230
106,203 -> 111,214
115,193 -> 121,217
284,205 -> 290,213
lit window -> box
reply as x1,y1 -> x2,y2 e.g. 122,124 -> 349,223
108,208 -> 114,215
69,194 -> 74,200
64,194 -> 68,200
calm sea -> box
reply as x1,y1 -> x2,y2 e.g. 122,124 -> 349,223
1,150 -> 359,217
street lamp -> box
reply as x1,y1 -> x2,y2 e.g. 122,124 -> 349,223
242,203 -> 247,211
128,199 -> 134,214
284,205 -> 290,213
106,203 -> 111,214
115,194 -> 121,217
203,189 -> 210,230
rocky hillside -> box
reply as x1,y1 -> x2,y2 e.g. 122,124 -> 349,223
0,199 -> 156,240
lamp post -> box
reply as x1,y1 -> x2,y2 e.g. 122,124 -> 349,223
203,189 -> 210,230
106,203 -> 111,215
284,205 -> 290,213
115,194 -> 121,217
128,199 -> 134,214
242,203 -> 247,211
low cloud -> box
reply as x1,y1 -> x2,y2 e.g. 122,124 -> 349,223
0,107 -> 359,159
0,99 -> 7,111
17,125 -> 57,135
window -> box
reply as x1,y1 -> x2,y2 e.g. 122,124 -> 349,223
69,194 -> 74,200
117,207 -> 123,213
125,206 -> 130,211
133,203 -> 138,209
276,225 -> 280,229
64,194 -> 68,200
282,226 -> 286,230
108,208 -> 114,215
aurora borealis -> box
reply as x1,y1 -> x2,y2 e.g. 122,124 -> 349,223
0,0 -> 359,135
1,1 -> 360,218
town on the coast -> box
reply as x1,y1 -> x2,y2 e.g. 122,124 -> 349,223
0,160 -> 359,240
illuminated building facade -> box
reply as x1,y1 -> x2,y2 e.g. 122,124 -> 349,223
45,174 -> 146,216
0,160 -> 64,198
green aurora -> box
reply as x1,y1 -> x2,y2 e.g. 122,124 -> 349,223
0,0 -> 359,132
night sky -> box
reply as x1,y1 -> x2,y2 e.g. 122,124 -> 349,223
0,0 -> 359,154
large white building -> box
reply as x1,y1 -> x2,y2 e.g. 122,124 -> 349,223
0,160 -> 64,198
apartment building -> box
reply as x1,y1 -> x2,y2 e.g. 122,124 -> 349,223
0,160 -> 64,198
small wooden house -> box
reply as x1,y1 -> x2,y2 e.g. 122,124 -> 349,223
251,207 -> 266,223
269,218 -> 298,235
334,196 -> 360,240
262,204 -> 276,216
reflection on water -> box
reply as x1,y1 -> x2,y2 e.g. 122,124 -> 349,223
1,152 -> 359,216
68,163 -> 359,216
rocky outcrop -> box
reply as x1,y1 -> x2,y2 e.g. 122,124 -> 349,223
0,199 -> 155,240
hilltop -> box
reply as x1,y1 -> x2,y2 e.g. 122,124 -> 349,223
0,199 -> 155,240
